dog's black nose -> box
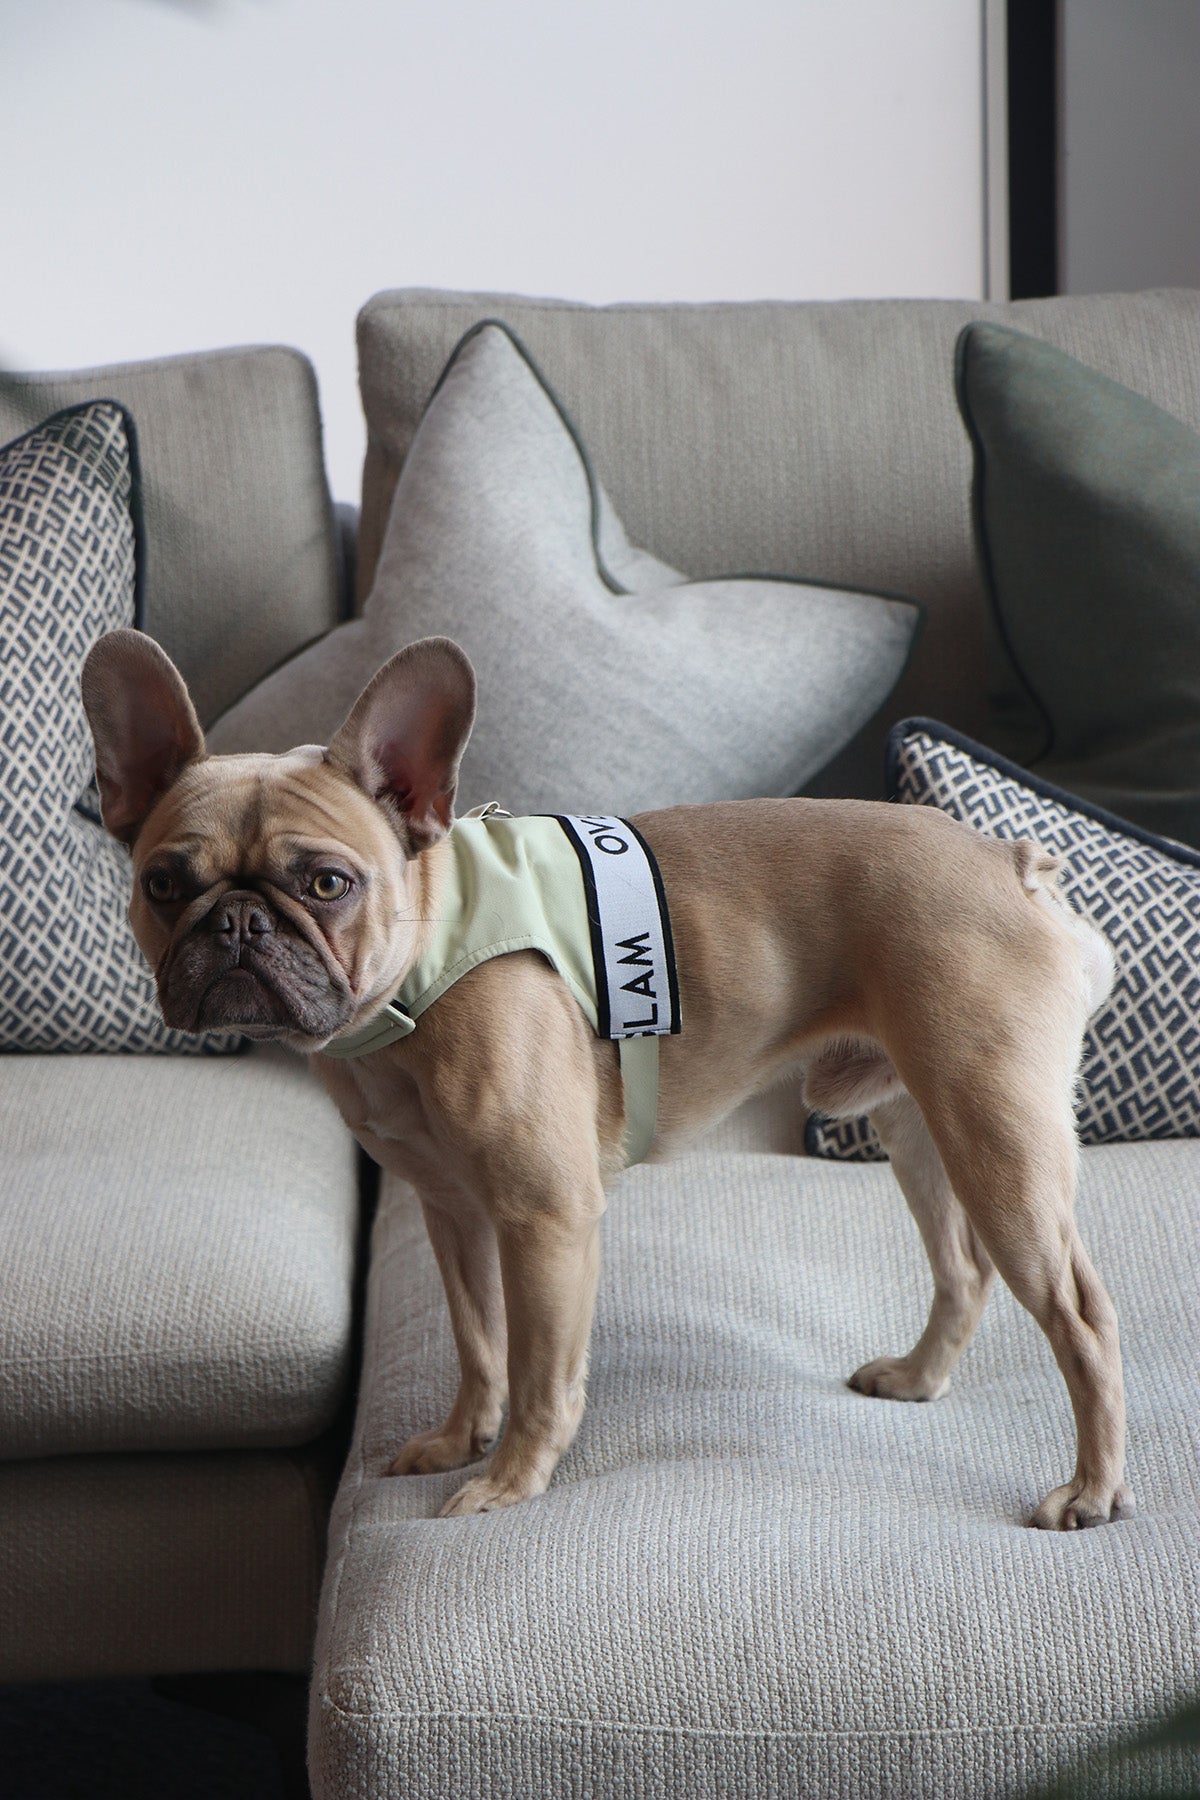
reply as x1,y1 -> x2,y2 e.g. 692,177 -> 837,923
207,892 -> 274,942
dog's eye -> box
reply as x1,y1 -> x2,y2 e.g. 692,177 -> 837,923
309,870 -> 351,902
145,871 -> 178,904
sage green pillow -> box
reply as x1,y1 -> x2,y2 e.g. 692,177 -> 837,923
956,322 -> 1200,850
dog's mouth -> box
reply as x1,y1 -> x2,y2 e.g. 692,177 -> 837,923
157,893 -> 355,1043
166,948 -> 355,1043
193,966 -> 293,1034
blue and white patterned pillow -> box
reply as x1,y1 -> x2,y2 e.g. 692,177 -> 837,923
0,401 -> 234,1053
806,719 -> 1200,1159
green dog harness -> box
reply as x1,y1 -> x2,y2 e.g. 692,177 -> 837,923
321,808 -> 681,1166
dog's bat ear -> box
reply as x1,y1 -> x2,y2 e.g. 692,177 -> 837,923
81,628 -> 207,845
326,637 -> 477,854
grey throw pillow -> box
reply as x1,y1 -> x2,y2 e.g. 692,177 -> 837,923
209,322 -> 919,815
806,719 -> 1200,1159
0,402 -> 235,1053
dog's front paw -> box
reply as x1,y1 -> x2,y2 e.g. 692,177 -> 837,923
1028,1479 -> 1135,1530
438,1466 -> 549,1518
387,1421 -> 496,1477
848,1355 -> 950,1402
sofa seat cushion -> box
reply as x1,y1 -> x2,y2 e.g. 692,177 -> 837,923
0,1047 -> 359,1459
310,1147 -> 1200,1800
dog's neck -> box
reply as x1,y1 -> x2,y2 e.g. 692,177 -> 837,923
323,829 -> 453,1052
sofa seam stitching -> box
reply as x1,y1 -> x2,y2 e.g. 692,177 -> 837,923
315,1703 -> 1154,1740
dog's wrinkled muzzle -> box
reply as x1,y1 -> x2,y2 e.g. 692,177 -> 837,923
158,886 -> 354,1040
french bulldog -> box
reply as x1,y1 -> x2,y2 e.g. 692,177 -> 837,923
81,627 -> 1132,1529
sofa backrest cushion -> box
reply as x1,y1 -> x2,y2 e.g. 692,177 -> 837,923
0,345 -> 341,726
355,289 -> 1200,798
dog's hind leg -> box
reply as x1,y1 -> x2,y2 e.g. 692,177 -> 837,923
900,1007 -> 1131,1528
804,1044 -> 995,1401
848,1091 -> 995,1402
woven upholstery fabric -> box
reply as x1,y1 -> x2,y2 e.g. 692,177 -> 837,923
0,1444 -> 332,1681
355,288 -> 1200,798
808,721 -> 1200,1162
0,1047 -> 358,1458
209,323 -> 917,817
310,1149 -> 1200,1799
0,346 -> 340,726
0,402 -> 236,1053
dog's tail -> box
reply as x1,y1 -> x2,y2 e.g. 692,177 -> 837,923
1012,839 -> 1115,1019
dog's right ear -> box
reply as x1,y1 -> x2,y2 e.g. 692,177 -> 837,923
81,628 -> 206,845
326,637 -> 477,854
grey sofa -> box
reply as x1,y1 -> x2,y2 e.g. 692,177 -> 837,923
4,290 -> 1199,1799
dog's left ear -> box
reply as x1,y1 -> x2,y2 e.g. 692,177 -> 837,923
81,628 -> 207,845
326,637 -> 477,854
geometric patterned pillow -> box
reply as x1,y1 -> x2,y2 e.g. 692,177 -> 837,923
0,402 -> 234,1052
806,717 -> 1200,1159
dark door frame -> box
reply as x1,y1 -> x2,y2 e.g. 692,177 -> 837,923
1007,0 -> 1059,298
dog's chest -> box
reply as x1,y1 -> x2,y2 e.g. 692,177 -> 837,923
320,1052 -> 434,1168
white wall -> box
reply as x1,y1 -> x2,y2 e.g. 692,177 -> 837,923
2,0 -> 988,501
1060,0 -> 1200,296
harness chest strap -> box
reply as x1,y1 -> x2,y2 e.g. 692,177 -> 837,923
320,810 -> 681,1167
614,1033 -> 661,1170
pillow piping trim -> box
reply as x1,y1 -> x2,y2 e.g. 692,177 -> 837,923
884,714 -> 1200,869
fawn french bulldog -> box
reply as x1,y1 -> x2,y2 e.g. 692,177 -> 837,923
81,627 -> 1131,1528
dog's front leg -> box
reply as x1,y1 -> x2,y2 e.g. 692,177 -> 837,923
389,1190 -> 508,1476
439,1160 -> 606,1518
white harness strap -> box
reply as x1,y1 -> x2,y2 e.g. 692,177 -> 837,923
617,1034 -> 663,1169
557,815 -> 681,1166
556,815 -> 680,1041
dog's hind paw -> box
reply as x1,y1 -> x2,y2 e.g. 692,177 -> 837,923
848,1355 -> 950,1403
1027,1479 -> 1135,1530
